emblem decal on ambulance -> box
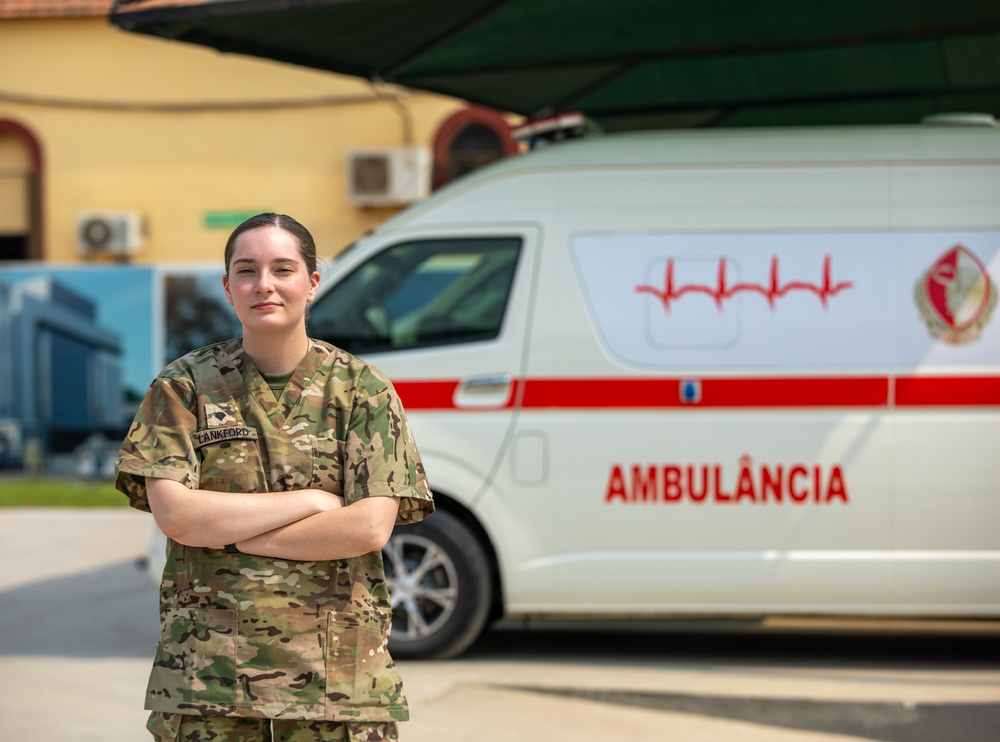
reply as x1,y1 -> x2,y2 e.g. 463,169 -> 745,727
914,245 -> 997,344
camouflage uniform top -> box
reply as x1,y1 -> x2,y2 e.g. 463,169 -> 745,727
115,338 -> 433,723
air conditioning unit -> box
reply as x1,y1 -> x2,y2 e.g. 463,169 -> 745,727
346,147 -> 430,207
77,211 -> 146,258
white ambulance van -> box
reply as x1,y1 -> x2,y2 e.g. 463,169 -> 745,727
306,120 -> 1000,658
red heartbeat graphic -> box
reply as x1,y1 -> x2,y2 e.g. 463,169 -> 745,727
636,255 -> 854,312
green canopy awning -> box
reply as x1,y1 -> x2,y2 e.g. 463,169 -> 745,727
110,0 -> 1000,130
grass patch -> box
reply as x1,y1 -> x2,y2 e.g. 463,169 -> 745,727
0,477 -> 129,507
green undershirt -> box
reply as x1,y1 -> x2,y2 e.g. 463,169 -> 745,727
260,370 -> 294,397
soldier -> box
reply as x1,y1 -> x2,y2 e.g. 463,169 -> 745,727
116,213 -> 433,742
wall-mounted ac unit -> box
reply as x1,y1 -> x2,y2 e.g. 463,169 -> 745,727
76,211 -> 146,258
346,147 -> 430,207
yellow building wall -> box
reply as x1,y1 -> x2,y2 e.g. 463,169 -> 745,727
0,16 -> 468,264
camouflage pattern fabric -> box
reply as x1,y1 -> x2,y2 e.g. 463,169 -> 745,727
116,338 -> 433,723
147,712 -> 399,741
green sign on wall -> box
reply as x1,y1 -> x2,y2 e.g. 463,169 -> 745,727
203,210 -> 267,229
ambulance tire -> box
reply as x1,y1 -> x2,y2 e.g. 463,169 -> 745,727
383,509 -> 492,659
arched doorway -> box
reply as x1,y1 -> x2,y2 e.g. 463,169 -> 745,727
0,120 -> 44,261
431,107 -> 519,190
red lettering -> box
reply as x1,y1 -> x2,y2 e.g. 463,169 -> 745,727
735,455 -> 756,503
760,465 -> 783,502
789,465 -> 809,502
663,466 -> 683,501
713,465 -> 732,502
606,459 -> 849,506
605,465 -> 628,503
632,465 -> 658,503
688,465 -> 708,502
827,465 -> 849,503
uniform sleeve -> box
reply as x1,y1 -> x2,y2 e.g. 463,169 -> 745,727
115,375 -> 201,513
345,366 -> 434,525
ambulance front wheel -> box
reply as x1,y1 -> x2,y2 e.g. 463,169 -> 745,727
383,509 -> 492,659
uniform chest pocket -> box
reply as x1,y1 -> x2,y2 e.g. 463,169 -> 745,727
193,404 -> 267,492
312,435 -> 345,496
197,437 -> 267,493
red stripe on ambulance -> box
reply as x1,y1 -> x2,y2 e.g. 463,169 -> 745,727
393,376 -> 1000,410
894,375 -> 1000,406
520,376 -> 887,408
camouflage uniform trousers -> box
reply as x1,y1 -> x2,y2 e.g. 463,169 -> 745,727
147,712 -> 399,742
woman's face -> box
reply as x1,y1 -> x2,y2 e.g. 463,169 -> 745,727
222,225 -> 321,336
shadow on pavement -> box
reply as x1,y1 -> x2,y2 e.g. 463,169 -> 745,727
464,620 -> 1000,671
458,623 -> 1000,742
507,685 -> 1000,742
0,558 -> 159,658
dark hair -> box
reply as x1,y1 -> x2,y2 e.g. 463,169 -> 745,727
224,213 -> 317,274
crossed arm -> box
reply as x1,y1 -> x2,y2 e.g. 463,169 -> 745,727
146,477 -> 400,561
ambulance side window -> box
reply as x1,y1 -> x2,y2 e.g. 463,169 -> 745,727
308,238 -> 522,355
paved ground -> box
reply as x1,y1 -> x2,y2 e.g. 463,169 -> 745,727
0,509 -> 157,741
1,508 -> 998,741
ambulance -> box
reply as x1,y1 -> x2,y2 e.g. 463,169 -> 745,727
306,118 -> 1000,658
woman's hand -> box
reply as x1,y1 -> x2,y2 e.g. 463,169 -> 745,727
312,489 -> 346,512
238,496 -> 401,561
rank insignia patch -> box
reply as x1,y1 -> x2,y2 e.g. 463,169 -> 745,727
205,403 -> 239,427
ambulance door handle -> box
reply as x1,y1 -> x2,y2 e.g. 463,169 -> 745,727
454,374 -> 514,409
462,374 -> 511,392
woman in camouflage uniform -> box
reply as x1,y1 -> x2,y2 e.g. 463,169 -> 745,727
116,213 -> 433,742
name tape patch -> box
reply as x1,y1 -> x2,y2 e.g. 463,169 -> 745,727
191,426 -> 259,449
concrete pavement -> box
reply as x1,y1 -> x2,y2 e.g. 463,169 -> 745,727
1,508 -> 998,742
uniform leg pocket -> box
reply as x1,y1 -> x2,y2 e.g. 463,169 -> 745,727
149,607 -> 238,707
324,615 -> 404,714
